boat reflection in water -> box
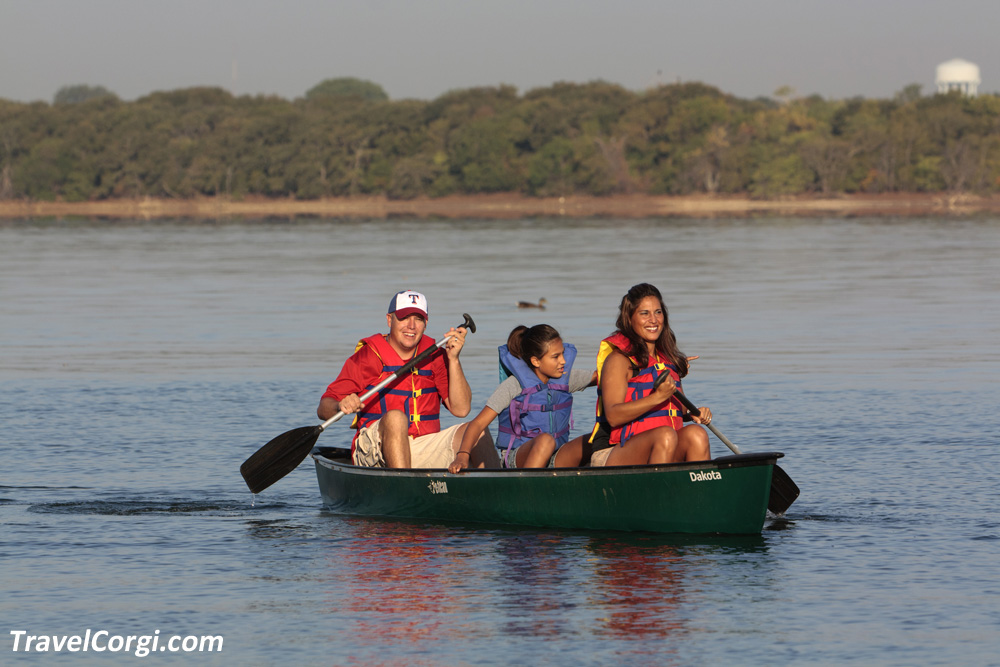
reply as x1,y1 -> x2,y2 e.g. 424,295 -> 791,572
318,517 -> 771,662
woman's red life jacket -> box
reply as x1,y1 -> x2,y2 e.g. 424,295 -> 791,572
590,332 -> 683,445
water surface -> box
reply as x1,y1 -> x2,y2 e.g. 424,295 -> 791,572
2,216 -> 998,664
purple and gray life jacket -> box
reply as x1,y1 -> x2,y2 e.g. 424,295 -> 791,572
496,343 -> 577,465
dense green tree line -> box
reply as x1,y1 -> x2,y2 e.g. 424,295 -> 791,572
2,79 -> 1000,202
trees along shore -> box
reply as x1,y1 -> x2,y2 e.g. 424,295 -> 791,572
2,80 -> 1000,208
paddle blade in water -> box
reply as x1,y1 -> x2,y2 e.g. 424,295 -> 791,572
240,425 -> 323,494
767,465 -> 800,514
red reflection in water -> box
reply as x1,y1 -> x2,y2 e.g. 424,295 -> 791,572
324,519 -> 490,665
585,536 -> 689,644
324,519 -> 696,664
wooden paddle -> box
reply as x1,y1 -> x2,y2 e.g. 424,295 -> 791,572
240,314 -> 476,494
654,371 -> 800,514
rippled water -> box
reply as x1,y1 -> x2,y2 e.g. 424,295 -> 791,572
2,216 -> 999,665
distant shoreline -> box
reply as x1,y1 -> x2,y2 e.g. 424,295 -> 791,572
1,193 -> 998,220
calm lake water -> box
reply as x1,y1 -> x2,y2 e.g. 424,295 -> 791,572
1,216 -> 998,665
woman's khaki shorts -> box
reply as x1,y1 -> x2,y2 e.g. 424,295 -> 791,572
589,446 -> 614,467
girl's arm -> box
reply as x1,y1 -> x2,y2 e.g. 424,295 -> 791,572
600,352 -> 677,428
568,368 -> 598,392
448,405 -> 499,473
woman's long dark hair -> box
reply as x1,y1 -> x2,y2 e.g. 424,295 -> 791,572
507,324 -> 561,368
614,283 -> 688,377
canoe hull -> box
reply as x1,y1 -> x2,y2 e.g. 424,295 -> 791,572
312,447 -> 782,534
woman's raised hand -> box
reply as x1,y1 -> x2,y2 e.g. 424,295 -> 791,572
651,370 -> 677,401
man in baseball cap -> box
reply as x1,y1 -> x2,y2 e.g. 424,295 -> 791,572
317,290 -> 496,470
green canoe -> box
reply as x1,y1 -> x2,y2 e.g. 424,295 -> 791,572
311,446 -> 784,534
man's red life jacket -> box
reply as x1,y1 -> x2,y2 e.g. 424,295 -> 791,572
353,334 -> 442,440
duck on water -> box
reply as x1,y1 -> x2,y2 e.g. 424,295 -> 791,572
517,298 -> 547,310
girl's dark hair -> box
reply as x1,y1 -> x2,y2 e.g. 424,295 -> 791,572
507,324 -> 561,368
614,283 -> 688,377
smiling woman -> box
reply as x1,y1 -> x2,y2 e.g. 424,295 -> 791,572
586,283 -> 712,467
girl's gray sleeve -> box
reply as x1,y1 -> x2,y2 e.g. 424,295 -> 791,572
484,376 -> 522,413
569,369 -> 596,393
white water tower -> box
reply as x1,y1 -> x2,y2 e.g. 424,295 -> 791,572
935,59 -> 981,96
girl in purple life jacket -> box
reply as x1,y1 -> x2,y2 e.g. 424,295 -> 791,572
448,324 -> 596,473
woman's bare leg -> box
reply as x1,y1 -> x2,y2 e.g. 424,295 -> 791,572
605,426 -> 677,466
677,424 -> 710,461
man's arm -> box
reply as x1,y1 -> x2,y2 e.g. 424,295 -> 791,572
317,348 -> 374,420
440,326 -> 471,417
317,393 -> 363,420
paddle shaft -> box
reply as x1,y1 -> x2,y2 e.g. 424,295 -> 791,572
673,390 -> 741,454
317,313 -> 477,433
652,369 -> 741,453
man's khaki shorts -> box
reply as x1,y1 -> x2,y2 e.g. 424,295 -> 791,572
353,420 -> 463,469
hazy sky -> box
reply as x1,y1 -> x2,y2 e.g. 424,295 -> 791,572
2,0 -> 998,104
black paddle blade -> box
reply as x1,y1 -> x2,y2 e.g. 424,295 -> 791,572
767,464 -> 800,514
240,425 -> 323,494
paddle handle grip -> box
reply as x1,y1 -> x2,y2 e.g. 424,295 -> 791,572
318,314 -> 476,431
654,371 -> 742,455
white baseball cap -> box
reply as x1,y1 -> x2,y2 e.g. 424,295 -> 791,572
387,290 -> 428,320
